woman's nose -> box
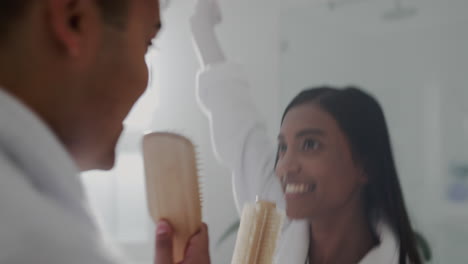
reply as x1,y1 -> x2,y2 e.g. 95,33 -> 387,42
277,151 -> 301,181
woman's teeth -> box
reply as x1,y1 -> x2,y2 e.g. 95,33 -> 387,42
285,183 -> 313,194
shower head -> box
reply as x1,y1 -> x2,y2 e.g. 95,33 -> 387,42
382,0 -> 418,21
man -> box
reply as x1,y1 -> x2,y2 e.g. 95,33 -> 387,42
0,0 -> 210,263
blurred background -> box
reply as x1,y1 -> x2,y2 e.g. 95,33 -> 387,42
81,0 -> 468,263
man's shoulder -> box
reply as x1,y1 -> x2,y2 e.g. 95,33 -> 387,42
0,150 -> 123,264
0,149 -> 32,193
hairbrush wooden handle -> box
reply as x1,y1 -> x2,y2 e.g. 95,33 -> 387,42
142,132 -> 202,263
231,200 -> 284,264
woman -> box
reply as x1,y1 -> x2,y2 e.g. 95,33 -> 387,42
191,1 -> 422,263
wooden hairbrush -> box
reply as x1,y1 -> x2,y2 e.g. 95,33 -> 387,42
142,132 -> 202,263
231,200 -> 284,264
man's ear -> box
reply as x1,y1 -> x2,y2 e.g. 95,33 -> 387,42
45,0 -> 101,57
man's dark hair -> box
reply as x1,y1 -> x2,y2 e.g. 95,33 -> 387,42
0,0 -> 129,41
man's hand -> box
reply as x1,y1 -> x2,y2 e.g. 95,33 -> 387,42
180,223 -> 210,264
154,220 -> 211,264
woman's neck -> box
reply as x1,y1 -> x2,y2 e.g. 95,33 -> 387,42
308,200 -> 377,264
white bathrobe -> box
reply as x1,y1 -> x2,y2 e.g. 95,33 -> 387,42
0,88 -> 125,264
196,63 -> 401,264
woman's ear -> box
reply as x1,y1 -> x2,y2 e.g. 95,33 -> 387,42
357,163 -> 369,184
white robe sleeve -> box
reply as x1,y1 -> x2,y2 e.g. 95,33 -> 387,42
196,63 -> 284,213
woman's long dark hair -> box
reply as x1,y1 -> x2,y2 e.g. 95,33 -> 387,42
277,86 -> 422,264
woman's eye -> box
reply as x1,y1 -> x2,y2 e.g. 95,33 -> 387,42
278,143 -> 287,154
303,139 -> 319,151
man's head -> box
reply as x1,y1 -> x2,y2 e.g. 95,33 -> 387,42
0,0 -> 161,171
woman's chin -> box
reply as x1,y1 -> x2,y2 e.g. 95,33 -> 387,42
286,207 -> 311,220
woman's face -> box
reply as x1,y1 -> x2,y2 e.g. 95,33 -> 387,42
275,103 -> 367,220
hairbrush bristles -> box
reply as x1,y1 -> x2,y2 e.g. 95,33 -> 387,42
142,132 -> 203,263
231,200 -> 284,264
